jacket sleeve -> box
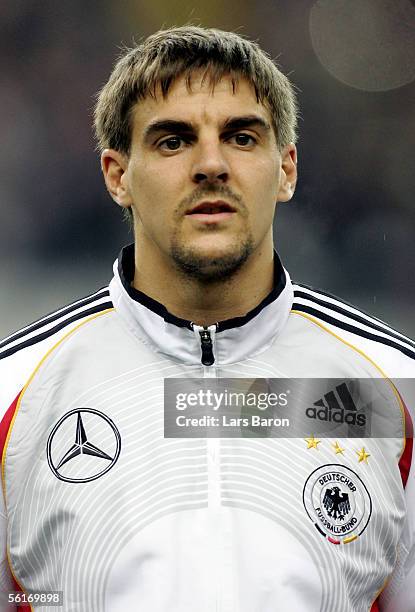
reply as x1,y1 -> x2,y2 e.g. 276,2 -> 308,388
380,380 -> 415,612
0,491 -> 15,612
0,396 -> 20,612
379,458 -> 415,611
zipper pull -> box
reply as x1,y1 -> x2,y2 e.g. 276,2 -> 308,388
191,323 -> 217,366
199,328 -> 215,366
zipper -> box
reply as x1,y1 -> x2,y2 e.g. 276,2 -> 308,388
191,322 -> 222,610
191,323 -> 218,366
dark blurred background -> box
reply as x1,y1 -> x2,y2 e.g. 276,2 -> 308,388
1,0 -> 414,337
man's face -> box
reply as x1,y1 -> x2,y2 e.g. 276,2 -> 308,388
110,73 -> 296,282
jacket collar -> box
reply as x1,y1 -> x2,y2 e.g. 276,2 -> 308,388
109,244 -> 293,365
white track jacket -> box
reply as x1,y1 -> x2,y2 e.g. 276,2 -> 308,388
0,245 -> 414,612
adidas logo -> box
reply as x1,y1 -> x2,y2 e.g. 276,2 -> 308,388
306,382 -> 366,427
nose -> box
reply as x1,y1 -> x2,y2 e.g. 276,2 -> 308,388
191,139 -> 230,184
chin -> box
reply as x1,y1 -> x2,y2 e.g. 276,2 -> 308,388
170,238 -> 254,283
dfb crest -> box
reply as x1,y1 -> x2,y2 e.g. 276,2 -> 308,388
303,464 -> 372,545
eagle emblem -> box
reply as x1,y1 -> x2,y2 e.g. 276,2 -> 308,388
302,464 -> 372,545
323,486 -> 351,520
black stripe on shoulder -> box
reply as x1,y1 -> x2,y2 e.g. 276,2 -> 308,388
0,288 -> 110,351
295,283 -> 371,312
291,303 -> 415,361
293,286 -> 415,350
0,301 -> 113,360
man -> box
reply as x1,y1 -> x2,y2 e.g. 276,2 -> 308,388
0,26 -> 414,612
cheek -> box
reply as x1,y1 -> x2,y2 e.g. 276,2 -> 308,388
250,163 -> 280,207
248,157 -> 280,191
248,170 -> 280,231
264,159 -> 281,193
129,172 -> 183,238
131,162 -> 186,205
131,167 -> 161,201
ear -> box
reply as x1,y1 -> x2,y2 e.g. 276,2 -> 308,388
101,149 -> 132,208
276,144 -> 297,203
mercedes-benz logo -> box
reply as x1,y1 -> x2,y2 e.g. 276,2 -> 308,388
47,408 -> 121,483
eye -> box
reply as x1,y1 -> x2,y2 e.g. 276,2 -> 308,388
158,136 -> 186,151
228,133 -> 257,147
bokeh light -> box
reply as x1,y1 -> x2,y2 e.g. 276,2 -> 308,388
310,0 -> 415,91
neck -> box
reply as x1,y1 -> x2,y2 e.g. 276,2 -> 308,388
132,242 -> 275,326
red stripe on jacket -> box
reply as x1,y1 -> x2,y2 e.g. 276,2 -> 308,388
1,392 -> 31,611
398,392 -> 413,488
371,391 -> 413,610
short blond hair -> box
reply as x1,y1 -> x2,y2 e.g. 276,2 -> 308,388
94,26 -> 298,154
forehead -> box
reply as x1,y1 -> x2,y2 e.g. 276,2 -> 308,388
131,73 -> 272,134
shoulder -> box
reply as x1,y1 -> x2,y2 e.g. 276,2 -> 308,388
291,282 -> 415,377
0,287 -> 113,414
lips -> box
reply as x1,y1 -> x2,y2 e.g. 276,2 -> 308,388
186,200 -> 236,215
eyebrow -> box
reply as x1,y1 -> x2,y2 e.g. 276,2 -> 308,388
142,115 -> 271,143
143,120 -> 194,143
222,115 -> 271,132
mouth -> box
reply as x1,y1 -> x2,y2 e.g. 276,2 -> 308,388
185,200 -> 236,223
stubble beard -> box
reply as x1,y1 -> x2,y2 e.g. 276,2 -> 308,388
170,184 -> 254,283
170,234 -> 254,284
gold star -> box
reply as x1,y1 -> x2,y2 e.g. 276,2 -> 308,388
305,436 -> 321,450
332,441 -> 345,455
356,447 -> 370,463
